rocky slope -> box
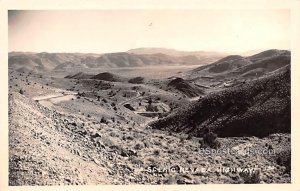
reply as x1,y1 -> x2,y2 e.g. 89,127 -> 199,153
9,92 -> 291,185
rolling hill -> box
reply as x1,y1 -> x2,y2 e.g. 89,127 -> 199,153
8,52 -> 89,73
90,72 -> 127,82
64,72 -> 95,79
189,49 -> 290,79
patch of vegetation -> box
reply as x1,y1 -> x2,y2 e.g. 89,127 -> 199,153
19,89 -> 24,95
239,170 -> 260,184
276,149 -> 291,174
199,131 -> 221,149
153,149 -> 160,156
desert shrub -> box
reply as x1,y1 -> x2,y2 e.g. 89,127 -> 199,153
186,157 -> 195,164
265,143 -> 273,150
100,117 -> 107,124
187,134 -> 193,140
128,156 -> 143,167
125,135 -> 134,141
143,140 -> 150,148
109,131 -> 119,137
199,131 -> 221,149
165,175 -> 177,184
19,89 -> 24,95
111,117 -> 115,122
276,149 -> 291,174
239,170 -> 260,184
179,136 -> 185,144
153,149 -> 160,156
168,149 -> 175,154
134,142 -> 145,150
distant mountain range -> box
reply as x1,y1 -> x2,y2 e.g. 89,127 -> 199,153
9,48 -> 290,77
8,48 -> 226,73
127,47 -> 226,57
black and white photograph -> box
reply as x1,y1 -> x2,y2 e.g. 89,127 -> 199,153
1,1 -> 300,189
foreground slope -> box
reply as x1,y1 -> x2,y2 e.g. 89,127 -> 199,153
150,66 -> 290,138
9,91 -> 291,185
9,92 -> 114,185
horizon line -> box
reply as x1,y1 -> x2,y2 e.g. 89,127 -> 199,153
8,47 -> 291,55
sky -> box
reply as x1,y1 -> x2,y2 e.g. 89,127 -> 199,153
8,10 -> 290,54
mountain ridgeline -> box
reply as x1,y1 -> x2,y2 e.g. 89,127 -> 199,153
189,49 -> 290,80
8,48 -> 226,73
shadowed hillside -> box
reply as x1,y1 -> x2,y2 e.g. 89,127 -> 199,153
167,78 -> 204,98
90,72 -> 127,82
64,72 -> 94,79
150,66 -> 290,138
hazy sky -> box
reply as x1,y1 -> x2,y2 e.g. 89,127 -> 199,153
8,10 -> 290,53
